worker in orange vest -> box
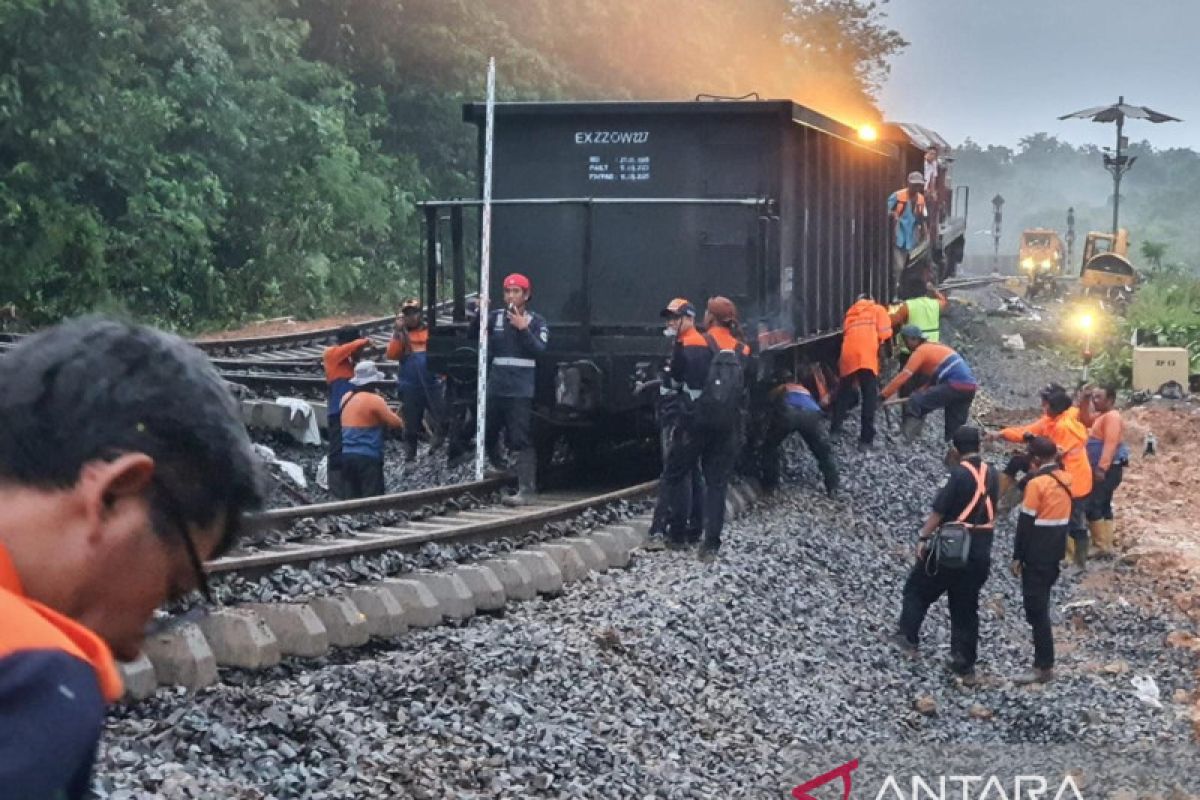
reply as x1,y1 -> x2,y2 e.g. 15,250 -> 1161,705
387,298 -> 444,462
987,385 -> 1093,568
831,294 -> 892,450
323,326 -> 373,497
887,172 -> 932,301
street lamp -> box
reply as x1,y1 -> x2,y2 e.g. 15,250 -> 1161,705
1060,97 -> 1181,236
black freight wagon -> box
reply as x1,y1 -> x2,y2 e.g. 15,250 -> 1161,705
421,100 -> 905,455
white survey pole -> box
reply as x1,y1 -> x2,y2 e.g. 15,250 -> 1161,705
474,57 -> 497,482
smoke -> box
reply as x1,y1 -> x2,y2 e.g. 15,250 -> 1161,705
486,0 -> 904,129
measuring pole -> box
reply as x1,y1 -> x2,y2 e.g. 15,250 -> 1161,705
474,58 -> 497,482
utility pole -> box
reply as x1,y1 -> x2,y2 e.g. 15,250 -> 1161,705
1060,97 -> 1180,237
1066,207 -> 1076,271
1103,97 -> 1135,236
991,194 -> 1004,273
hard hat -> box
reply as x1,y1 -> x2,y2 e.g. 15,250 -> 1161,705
400,298 -> 421,312
503,273 -> 531,292
907,171 -> 924,184
899,323 -> 925,340
660,297 -> 696,318
706,296 -> 738,323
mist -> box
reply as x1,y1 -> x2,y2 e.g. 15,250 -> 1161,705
951,134 -> 1200,272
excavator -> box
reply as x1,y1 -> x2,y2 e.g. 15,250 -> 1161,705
1018,228 -> 1065,299
1079,228 -> 1137,311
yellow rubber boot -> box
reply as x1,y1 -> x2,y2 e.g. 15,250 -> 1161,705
1088,520 -> 1109,556
1064,536 -> 1076,566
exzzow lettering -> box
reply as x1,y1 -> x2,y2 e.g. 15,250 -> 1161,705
574,131 -> 650,144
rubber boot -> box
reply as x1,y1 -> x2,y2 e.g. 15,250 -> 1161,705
1014,667 -> 1054,685
502,448 -> 537,507
403,440 -> 418,462
901,414 -> 924,443
1088,519 -> 1111,557
1073,535 -> 1089,571
1064,536 -> 1076,567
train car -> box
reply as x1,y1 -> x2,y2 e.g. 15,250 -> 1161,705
417,100 -> 962,463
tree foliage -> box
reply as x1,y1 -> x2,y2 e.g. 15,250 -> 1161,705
1,0 -> 902,329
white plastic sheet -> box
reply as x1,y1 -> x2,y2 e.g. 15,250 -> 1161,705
275,398 -> 322,445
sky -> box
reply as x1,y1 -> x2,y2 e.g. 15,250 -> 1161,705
877,0 -> 1197,151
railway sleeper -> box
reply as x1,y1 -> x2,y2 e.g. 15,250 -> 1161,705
117,479 -> 761,699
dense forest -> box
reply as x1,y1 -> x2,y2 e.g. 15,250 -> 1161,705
954,133 -> 1200,270
0,0 -> 903,329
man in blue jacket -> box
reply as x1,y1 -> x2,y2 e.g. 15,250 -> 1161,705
486,273 -> 549,506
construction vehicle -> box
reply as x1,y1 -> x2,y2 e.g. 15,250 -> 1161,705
1019,228 -> 1065,299
1080,228 -> 1137,310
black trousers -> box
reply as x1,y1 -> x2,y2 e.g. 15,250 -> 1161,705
485,396 -> 532,453
897,542 -> 992,670
399,382 -> 445,449
831,369 -> 879,444
906,383 -> 975,441
1021,562 -> 1060,669
663,423 -> 737,550
342,454 -> 385,499
651,421 -> 704,537
327,415 -> 346,498
1087,462 -> 1125,521
761,406 -> 839,493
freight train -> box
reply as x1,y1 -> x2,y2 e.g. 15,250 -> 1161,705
416,99 -> 969,466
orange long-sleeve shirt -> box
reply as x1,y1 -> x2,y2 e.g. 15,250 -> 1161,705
322,338 -> 370,384
839,299 -> 892,377
1000,408 -> 1093,498
880,342 -> 975,399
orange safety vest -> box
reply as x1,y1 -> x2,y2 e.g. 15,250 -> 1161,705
954,461 -> 996,530
892,188 -> 927,221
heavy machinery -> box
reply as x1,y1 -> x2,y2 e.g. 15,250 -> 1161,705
1080,228 -> 1137,310
1018,228 -> 1065,299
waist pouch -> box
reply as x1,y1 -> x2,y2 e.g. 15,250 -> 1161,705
932,522 -> 972,570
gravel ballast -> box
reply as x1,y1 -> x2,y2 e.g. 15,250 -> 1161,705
94,287 -> 1200,797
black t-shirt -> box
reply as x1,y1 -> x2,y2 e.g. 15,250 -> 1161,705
931,455 -> 1000,527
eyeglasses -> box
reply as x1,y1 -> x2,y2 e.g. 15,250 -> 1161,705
152,478 -> 212,604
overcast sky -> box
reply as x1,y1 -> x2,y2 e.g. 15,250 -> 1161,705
877,0 -> 1195,150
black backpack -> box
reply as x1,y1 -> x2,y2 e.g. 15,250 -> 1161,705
693,333 -> 745,430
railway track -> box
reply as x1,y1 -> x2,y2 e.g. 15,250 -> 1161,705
214,477 -> 658,580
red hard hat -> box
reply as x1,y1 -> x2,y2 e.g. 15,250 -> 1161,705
503,273 -> 531,292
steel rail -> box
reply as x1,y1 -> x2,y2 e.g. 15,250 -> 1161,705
212,480 -> 656,577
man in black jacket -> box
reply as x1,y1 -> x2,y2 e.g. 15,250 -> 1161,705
889,425 -> 998,681
1011,436 -> 1073,684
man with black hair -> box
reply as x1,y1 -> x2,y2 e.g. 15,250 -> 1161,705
990,384 -> 1092,568
1011,436 -> 1073,684
889,425 -> 998,681
1079,384 -> 1128,556
0,317 -> 264,799
323,325 -> 371,497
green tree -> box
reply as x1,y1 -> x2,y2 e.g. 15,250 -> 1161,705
1140,239 -> 1168,271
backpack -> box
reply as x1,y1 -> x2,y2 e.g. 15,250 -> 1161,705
693,333 -> 745,430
